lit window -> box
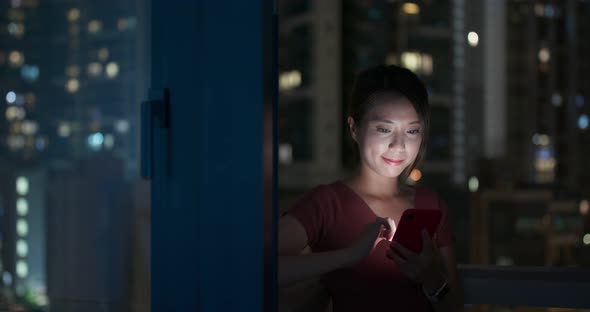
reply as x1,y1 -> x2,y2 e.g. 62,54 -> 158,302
532,133 -> 551,146
87,132 -> 104,151
21,121 -> 38,135
5,107 -> 15,121
127,16 -> 137,29
6,106 -> 26,121
16,198 -> 28,216
66,79 -> 80,93
11,122 -> 21,134
16,239 -> 28,257
534,3 -> 545,16
551,93 -> 562,107
578,114 -> 589,130
104,134 -> 115,149
402,52 -> 421,72
20,64 -> 40,82
114,120 -> 130,133
279,143 -> 293,164
117,18 -> 129,31
98,48 -> 109,61
468,176 -> 479,192
14,94 -> 24,106
3,272 -> 13,286
87,62 -> 103,76
496,256 -> 514,266
401,3 -> 420,15
66,65 -> 80,77
35,137 -> 46,150
16,219 -> 28,236
6,91 -> 17,104
25,93 -> 36,107
58,123 -> 72,137
421,54 -> 433,75
467,32 -> 479,47
400,52 -> 433,75
279,70 -> 301,91
16,261 -> 28,278
580,200 -> 589,216
7,22 -> 25,38
16,176 -> 29,195
9,51 -> 24,67
7,135 -> 26,151
105,62 -> 119,78
88,20 -> 102,33
538,48 -> 550,63
17,107 -> 26,120
545,5 -> 555,18
385,53 -> 398,66
67,8 -> 80,22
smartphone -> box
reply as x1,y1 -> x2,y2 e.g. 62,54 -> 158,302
391,208 -> 442,253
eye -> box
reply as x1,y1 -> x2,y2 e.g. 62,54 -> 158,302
407,129 -> 421,135
377,127 -> 391,133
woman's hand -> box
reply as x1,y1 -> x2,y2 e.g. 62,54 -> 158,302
348,217 -> 396,263
387,230 -> 444,287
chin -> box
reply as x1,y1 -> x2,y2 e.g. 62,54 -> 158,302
378,167 -> 405,179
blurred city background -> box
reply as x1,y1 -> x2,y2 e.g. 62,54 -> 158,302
0,0 -> 150,311
278,0 -> 590,311
1,0 -> 589,311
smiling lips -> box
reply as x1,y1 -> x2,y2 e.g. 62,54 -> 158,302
382,157 -> 404,166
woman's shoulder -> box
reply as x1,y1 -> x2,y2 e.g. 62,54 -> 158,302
411,184 -> 446,209
294,181 -> 342,203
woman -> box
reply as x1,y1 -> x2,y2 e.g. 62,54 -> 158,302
279,65 -> 464,312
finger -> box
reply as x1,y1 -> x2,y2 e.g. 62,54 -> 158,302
386,218 -> 396,241
388,218 -> 397,231
391,241 -> 418,261
375,217 -> 391,230
387,249 -> 411,270
388,250 -> 419,280
366,221 -> 384,236
421,229 -> 435,250
386,249 -> 403,263
381,226 -> 391,239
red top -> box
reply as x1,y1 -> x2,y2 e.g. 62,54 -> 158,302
286,181 -> 455,312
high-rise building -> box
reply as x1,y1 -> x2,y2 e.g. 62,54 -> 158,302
0,1 -> 45,162
0,0 -> 144,176
462,0 -> 590,193
46,154 -> 133,312
278,0 -> 343,189
0,0 -> 147,309
462,0 -> 590,267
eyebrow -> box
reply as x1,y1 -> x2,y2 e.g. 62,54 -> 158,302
370,119 -> 422,125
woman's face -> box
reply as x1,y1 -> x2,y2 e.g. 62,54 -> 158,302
349,96 -> 423,179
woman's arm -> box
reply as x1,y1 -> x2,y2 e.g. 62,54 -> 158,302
278,215 -> 356,287
279,215 -> 391,287
424,245 -> 464,312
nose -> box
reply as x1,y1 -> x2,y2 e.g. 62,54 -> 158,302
388,135 -> 405,151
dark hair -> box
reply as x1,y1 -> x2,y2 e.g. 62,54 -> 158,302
347,64 -> 430,183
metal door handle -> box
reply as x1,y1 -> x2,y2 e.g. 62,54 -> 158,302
141,88 -> 169,179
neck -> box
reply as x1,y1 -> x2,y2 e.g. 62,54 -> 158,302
349,165 -> 405,199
